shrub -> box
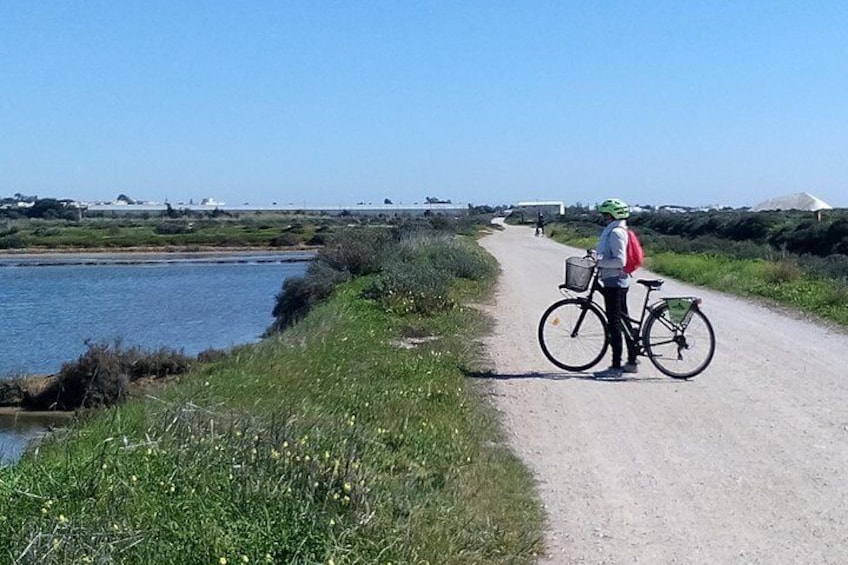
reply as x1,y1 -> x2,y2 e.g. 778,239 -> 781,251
269,228 -> 395,332
822,281 -> 848,307
764,259 -> 804,284
0,233 -> 25,249
270,260 -> 351,332
397,234 -> 493,280
797,253 -> 848,280
32,226 -> 62,237
306,232 -> 328,246
27,341 -> 193,410
270,226 -> 492,332
153,221 -> 192,235
363,260 -> 453,315
318,227 -> 395,276
269,232 -> 300,247
196,347 -> 230,363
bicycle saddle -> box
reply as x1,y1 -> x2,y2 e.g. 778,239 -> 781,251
636,279 -> 664,289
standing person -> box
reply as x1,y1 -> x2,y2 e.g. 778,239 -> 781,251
535,212 -> 545,236
593,198 -> 638,378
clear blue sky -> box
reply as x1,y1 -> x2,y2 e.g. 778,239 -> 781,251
2,1 -> 847,208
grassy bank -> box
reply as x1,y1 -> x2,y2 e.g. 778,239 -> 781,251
0,215 -> 328,250
0,236 -> 544,563
548,225 -> 848,327
648,252 -> 848,326
0,214 -> 493,252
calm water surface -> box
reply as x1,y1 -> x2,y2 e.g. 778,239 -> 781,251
0,251 -> 310,462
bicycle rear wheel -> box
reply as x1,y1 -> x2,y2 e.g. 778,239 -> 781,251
538,298 -> 609,371
643,303 -> 715,379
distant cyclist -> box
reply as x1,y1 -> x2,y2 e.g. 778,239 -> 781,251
593,198 -> 638,379
535,212 -> 545,236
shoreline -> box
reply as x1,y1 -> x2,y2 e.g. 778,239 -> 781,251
0,244 -> 317,255
0,406 -> 74,419
0,246 -> 317,267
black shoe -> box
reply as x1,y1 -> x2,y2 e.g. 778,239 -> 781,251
593,366 -> 623,379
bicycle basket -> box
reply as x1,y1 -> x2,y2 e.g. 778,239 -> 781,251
663,297 -> 696,325
563,257 -> 595,292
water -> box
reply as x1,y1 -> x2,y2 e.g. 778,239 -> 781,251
0,251 -> 311,462
0,252 -> 311,377
0,411 -> 74,465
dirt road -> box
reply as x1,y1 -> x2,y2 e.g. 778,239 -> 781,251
478,222 -> 848,564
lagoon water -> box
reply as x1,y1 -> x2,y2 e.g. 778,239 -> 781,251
0,252 -> 310,377
0,252 -> 311,462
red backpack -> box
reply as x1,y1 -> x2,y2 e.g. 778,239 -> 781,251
625,228 -> 644,274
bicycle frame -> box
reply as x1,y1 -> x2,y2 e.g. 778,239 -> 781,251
560,269 -> 666,357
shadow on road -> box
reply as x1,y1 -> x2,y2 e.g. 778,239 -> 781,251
464,369 -> 670,383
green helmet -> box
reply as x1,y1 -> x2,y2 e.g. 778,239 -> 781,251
596,198 -> 630,219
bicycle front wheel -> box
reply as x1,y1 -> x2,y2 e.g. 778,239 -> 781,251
538,299 -> 609,371
643,303 -> 715,379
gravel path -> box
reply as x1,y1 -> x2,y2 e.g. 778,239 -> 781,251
477,221 -> 848,564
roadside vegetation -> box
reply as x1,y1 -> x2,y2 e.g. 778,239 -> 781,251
542,206 -> 848,327
0,221 -> 544,564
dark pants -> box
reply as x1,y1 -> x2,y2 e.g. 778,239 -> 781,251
600,286 -> 637,368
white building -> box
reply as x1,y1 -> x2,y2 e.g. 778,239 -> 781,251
514,201 -> 565,218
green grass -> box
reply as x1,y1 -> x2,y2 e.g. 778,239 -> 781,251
0,276 -> 544,563
545,224 -> 596,253
649,252 -> 848,326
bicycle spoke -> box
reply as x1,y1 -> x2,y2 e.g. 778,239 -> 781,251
538,299 -> 609,371
644,305 -> 715,379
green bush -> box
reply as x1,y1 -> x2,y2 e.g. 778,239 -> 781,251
270,261 -> 350,332
0,233 -> 25,248
397,234 -> 494,281
822,281 -> 848,309
153,221 -> 192,235
798,253 -> 848,280
269,232 -> 300,247
318,227 -> 394,276
305,232 -> 328,246
764,259 -> 804,284
363,260 -> 453,315
269,228 -> 398,332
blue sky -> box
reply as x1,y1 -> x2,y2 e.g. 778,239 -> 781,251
2,1 -> 847,208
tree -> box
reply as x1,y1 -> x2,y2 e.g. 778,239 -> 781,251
116,193 -> 135,204
384,198 -> 393,205
26,198 -> 77,220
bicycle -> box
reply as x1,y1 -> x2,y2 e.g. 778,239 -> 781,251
538,254 -> 716,379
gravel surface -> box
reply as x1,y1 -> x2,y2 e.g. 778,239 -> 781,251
478,221 -> 848,564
